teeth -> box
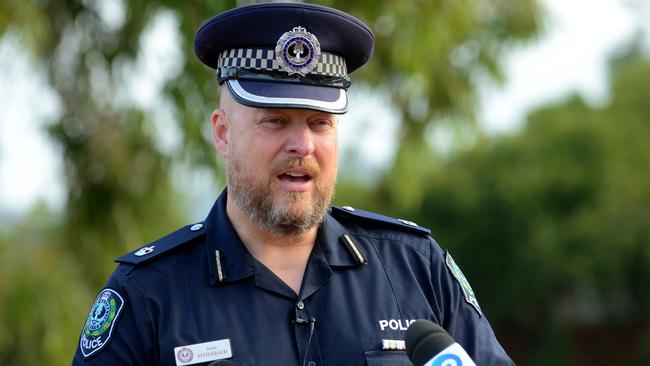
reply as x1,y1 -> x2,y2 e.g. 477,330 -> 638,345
286,172 -> 306,177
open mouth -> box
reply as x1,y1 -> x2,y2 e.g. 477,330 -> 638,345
277,171 -> 313,183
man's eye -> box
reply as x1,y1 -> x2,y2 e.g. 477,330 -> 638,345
311,120 -> 334,128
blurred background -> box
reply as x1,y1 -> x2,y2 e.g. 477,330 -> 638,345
1,0 -> 649,364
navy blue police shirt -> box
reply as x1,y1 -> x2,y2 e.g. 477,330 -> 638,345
73,190 -> 514,365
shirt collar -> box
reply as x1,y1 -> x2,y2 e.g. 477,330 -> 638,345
205,189 -> 256,286
205,189 -> 365,286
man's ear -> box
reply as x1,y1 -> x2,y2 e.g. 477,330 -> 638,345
212,109 -> 229,157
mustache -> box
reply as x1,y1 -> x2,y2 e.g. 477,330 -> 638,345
272,158 -> 320,177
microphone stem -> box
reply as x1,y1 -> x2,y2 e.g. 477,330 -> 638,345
302,320 -> 315,366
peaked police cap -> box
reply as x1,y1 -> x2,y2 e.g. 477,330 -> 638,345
194,2 -> 374,114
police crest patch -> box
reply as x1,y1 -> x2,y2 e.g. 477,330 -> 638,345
80,288 -> 125,357
445,252 -> 482,317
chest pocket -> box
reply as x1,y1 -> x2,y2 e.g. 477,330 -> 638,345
364,350 -> 412,366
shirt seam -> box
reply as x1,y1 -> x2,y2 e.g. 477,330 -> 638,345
347,233 -> 430,259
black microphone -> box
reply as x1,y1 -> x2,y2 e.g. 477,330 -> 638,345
206,360 -> 238,366
405,319 -> 476,366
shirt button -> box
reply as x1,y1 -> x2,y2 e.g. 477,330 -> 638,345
307,361 -> 316,366
297,301 -> 305,310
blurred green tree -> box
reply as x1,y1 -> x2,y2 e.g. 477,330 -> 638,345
326,0 -> 541,210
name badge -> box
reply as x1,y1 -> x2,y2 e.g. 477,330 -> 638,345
174,339 -> 232,365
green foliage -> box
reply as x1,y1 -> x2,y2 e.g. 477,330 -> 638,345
325,0 -> 541,210
0,208 -> 91,365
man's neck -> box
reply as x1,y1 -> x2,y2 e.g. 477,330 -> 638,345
226,194 -> 317,295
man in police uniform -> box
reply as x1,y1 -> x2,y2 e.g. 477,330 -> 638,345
73,3 -> 515,365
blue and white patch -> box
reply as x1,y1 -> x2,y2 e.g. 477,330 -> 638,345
80,288 -> 125,358
445,252 -> 482,317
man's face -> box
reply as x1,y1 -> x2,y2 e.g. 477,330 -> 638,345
214,92 -> 339,236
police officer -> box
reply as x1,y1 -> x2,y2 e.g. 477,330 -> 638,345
73,3 -> 515,365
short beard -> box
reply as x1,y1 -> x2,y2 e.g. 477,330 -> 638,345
227,155 -> 335,237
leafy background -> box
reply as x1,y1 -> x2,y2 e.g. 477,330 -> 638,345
0,0 -> 648,364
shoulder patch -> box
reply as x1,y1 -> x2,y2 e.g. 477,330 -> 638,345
115,223 -> 206,266
330,206 -> 431,235
445,251 -> 482,317
80,288 -> 125,358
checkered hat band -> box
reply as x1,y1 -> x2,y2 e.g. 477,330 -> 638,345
218,48 -> 347,77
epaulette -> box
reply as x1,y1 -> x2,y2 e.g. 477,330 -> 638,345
115,222 -> 206,266
330,205 -> 431,236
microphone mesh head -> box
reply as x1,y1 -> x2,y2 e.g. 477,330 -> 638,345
405,320 -> 455,366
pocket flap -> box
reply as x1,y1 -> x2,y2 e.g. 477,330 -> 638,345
364,350 -> 412,365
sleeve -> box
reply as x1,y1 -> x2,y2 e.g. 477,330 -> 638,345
428,237 -> 516,366
72,266 -> 155,365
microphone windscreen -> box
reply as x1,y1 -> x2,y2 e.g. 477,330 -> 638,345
405,320 -> 455,366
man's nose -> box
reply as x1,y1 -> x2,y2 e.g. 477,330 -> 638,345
284,124 -> 315,157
